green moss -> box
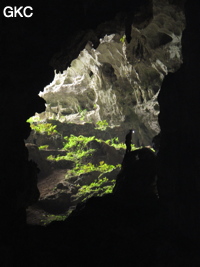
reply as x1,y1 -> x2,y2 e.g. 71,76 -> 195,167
95,120 -> 109,131
29,123 -> 59,136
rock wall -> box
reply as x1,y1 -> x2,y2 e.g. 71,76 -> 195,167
158,0 -> 200,239
37,0 -> 185,145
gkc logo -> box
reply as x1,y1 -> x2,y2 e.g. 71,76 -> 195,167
3,6 -> 33,18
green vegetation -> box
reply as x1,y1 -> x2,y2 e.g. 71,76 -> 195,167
47,149 -> 94,162
46,134 -> 122,205
26,115 -> 40,123
47,135 -> 96,162
77,177 -> 115,202
29,123 -> 59,136
105,137 -> 126,149
120,35 -> 126,43
95,120 -> 109,131
77,106 -> 88,121
66,161 -> 120,178
63,135 -> 95,150
105,137 -> 138,150
60,116 -> 66,121
26,119 -> 143,226
47,134 -> 138,163
80,109 -> 87,121
38,145 -> 49,150
27,114 -> 143,226
65,160 -> 120,203
41,214 -> 68,226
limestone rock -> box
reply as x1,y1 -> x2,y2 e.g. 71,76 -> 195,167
49,159 -> 74,170
37,0 -> 185,145
39,192 -> 71,214
74,171 -> 101,186
26,143 -> 52,178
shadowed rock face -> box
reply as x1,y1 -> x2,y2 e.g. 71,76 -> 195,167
157,0 -> 200,239
113,148 -> 157,200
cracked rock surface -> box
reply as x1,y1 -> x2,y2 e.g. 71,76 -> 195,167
38,0 -> 185,145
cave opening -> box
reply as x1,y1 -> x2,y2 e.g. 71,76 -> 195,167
25,1 -> 186,225
4,0 -> 200,265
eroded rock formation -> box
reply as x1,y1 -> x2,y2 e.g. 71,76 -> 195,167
36,0 -> 185,145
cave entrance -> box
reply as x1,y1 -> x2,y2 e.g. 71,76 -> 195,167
25,2 -> 185,225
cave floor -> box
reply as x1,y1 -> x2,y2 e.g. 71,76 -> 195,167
26,169 -> 68,225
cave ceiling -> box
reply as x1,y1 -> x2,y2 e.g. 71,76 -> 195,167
30,0 -> 186,145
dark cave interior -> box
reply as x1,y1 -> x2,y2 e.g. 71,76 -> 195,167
1,0 -> 200,266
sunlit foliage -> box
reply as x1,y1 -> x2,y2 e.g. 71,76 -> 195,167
77,177 -> 116,202
95,120 -> 109,130
29,123 -> 58,135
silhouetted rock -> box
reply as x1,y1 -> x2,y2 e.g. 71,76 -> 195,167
113,148 -> 158,202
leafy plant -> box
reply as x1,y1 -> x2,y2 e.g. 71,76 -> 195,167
98,161 -> 116,172
66,161 -> 120,178
120,35 -> 126,43
105,137 -> 125,149
77,177 -> 116,201
47,135 -> 98,162
66,162 -> 95,177
63,135 -> 95,151
105,137 -> 139,150
47,149 -> 95,162
40,214 -> 68,226
29,123 -> 58,136
95,120 -> 109,131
